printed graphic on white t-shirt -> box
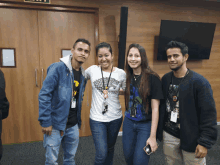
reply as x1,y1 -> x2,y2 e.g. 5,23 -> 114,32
85,65 -> 126,122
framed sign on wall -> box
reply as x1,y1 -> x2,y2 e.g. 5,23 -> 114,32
24,0 -> 50,4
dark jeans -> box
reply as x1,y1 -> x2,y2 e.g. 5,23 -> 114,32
122,117 -> 151,165
90,117 -> 123,165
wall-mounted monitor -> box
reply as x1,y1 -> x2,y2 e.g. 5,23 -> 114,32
157,20 -> 216,60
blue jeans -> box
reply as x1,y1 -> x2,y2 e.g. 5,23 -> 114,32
90,117 -> 123,165
43,124 -> 79,165
122,117 -> 151,165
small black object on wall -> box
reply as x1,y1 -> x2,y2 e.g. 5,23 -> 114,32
118,6 -> 128,69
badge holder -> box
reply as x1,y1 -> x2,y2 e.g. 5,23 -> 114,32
102,99 -> 108,114
71,97 -> 76,108
130,106 -> 136,117
170,111 -> 177,123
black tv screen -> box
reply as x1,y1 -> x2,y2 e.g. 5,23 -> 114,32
157,20 -> 216,60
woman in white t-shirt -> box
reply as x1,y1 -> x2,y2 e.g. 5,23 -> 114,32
85,42 -> 126,165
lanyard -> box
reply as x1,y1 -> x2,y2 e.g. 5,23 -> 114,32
71,72 -> 74,98
101,66 -> 113,91
169,69 -> 189,102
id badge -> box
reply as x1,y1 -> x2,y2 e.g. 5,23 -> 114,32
102,100 -> 108,111
130,106 -> 136,117
170,111 -> 177,123
71,97 -> 76,108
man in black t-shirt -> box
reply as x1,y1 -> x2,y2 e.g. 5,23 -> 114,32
66,68 -> 81,129
158,41 -> 217,165
163,78 -> 182,138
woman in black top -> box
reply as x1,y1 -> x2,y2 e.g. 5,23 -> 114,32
122,44 -> 164,165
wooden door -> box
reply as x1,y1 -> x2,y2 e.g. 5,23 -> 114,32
0,8 -> 96,144
38,11 -> 95,137
0,8 -> 42,144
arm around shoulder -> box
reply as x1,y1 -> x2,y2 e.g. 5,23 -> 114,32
85,65 -> 95,80
120,69 -> 126,93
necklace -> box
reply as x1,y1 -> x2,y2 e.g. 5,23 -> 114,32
170,69 -> 189,102
134,74 -> 141,81
101,65 -> 113,99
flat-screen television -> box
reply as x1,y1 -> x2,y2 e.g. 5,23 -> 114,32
157,20 -> 216,60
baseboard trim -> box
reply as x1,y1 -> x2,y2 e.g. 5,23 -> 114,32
217,122 -> 220,125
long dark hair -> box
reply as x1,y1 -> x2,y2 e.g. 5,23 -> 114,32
125,43 -> 160,113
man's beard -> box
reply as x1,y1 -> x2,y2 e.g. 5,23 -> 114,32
75,58 -> 84,64
170,62 -> 184,71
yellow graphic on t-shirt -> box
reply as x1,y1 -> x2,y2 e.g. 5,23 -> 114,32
74,80 -> 79,87
73,80 -> 79,96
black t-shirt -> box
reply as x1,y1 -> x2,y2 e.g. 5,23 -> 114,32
126,74 -> 164,121
164,75 -> 183,138
66,68 -> 81,129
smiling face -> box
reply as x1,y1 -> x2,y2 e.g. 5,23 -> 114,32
166,47 -> 188,71
127,47 -> 141,71
71,42 -> 90,64
97,47 -> 113,70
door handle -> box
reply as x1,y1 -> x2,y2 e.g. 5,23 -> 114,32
41,68 -> 44,86
35,68 -> 38,87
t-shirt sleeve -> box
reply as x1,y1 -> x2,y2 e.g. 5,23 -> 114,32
85,65 -> 92,80
150,74 -> 164,100
120,70 -> 126,91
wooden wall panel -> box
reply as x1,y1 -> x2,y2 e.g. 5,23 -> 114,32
4,0 -> 220,127
0,8 -> 41,144
0,2 -> 98,144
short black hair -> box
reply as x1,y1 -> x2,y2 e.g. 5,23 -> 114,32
95,42 -> 112,56
165,41 -> 188,56
73,38 -> 91,49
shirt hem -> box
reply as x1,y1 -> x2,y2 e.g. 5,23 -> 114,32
90,114 -> 123,122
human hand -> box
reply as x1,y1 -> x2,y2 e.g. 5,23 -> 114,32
60,130 -> 64,136
42,126 -> 52,136
146,137 -> 158,153
195,144 -> 207,158
119,89 -> 125,95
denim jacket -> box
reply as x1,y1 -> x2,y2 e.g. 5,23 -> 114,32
38,55 -> 87,131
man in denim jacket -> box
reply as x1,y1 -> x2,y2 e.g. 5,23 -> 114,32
38,38 -> 91,165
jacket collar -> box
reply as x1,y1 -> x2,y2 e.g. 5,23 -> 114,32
59,54 -> 85,77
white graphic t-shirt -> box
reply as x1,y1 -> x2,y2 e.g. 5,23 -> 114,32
85,65 -> 126,122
